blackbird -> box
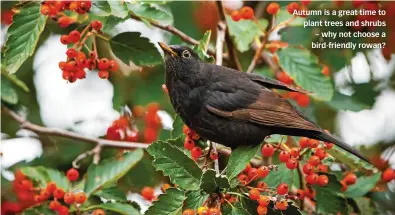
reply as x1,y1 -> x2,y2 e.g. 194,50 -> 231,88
158,42 -> 369,163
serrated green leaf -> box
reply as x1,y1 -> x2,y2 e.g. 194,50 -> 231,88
147,141 -> 202,190
4,2 -> 47,74
85,202 -> 141,215
84,149 -> 143,196
91,0 -> 112,16
278,48 -> 334,101
226,145 -> 260,185
22,204 -> 56,215
94,186 -> 127,201
184,190 -> 209,210
344,173 -> 380,198
265,134 -> 287,144
355,197 -> 376,215
328,146 -> 374,170
108,1 -> 129,18
200,169 -> 230,193
171,115 -> 184,139
1,77 -> 18,104
102,15 -> 127,34
20,166 -> 50,187
262,163 -> 294,188
145,188 -> 186,215
327,91 -> 370,112
45,168 -> 69,190
226,16 -> 268,52
110,32 -> 162,67
222,203 -> 251,215
193,30 -> 214,63
127,2 -> 173,25
314,173 -> 348,215
276,8 -> 306,26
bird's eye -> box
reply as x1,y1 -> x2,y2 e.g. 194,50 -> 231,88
182,50 -> 191,58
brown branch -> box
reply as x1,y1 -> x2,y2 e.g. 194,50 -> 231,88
216,22 -> 226,66
1,106 -> 149,149
215,1 -> 242,71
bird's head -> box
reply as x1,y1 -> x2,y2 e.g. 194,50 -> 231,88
158,42 -> 202,78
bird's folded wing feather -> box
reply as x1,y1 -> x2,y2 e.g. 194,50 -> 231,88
247,73 -> 311,94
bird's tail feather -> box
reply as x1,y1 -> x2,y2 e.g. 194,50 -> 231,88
311,132 -> 370,163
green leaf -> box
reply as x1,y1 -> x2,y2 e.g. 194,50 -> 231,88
314,174 -> 348,215
22,205 -> 56,215
108,1 -> 129,18
352,82 -> 379,107
328,146 -> 374,170
226,16 -> 268,52
184,190 -> 209,210
226,145 -> 260,183
171,115 -> 184,139
265,134 -> 287,144
84,149 -> 143,196
200,169 -> 230,193
145,188 -> 186,215
86,202 -> 141,215
327,91 -> 370,112
278,48 -> 334,101
193,30 -> 214,63
94,186 -> 127,201
355,197 -> 376,215
45,168 -> 69,190
147,140 -> 203,190
4,2 -> 47,74
1,69 -> 30,92
344,173 -> 380,198
20,166 -> 50,187
222,203 -> 251,215
110,32 -> 162,67
102,15 -> 128,34
276,9 -> 306,26
127,2 -> 173,25
91,0 -> 112,16
1,77 -> 18,104
262,163 -> 294,188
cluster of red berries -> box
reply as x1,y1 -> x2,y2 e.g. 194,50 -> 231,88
249,188 -> 289,214
40,1 -> 91,28
141,186 -> 156,201
183,125 -> 206,160
237,163 -> 270,186
58,20 -> 118,82
282,91 -> 311,107
382,168 -> 395,182
230,6 -> 255,22
106,115 -> 139,142
182,206 -> 221,215
286,2 -> 310,17
143,103 -> 162,143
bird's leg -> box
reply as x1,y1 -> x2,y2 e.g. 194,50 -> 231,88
202,142 -> 213,170
212,141 -> 220,175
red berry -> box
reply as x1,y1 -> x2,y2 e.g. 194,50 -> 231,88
275,200 -> 288,210
382,168 -> 395,182
308,155 -> 321,166
290,147 -> 300,157
98,70 -> 109,79
297,94 -> 310,107
317,175 -> 329,186
238,174 -> 248,184
256,181 -> 267,189
314,148 -> 327,160
207,208 -> 220,215
66,48 -> 77,58
243,163 -> 252,173
68,30 -> 81,43
261,144 -> 275,157
257,205 -> 268,215
340,180 -> 348,192
299,137 -> 309,148
324,142 -> 334,149
302,163 -> 314,175
40,5 -> 50,15
231,10 -> 241,21
279,151 -> 291,163
317,164 -> 329,173
306,173 -> 319,184
184,137 -> 195,150
75,192 -> 87,204
247,167 -> 258,180
301,0 -> 311,6
46,182 -> 57,193
191,147 -> 202,160
66,168 -> 79,181
308,139 -> 319,148
249,188 -> 260,200
53,188 -> 65,199
108,60 -> 119,72
91,20 -> 103,30
183,209 -> 194,215
286,158 -> 298,169
257,166 -> 269,178
58,16 -> 74,28
57,205 -> 69,215
258,195 -> 270,207
20,180 -> 33,191
266,2 -> 280,15
277,183 -> 289,195
210,151 -> 219,160
240,6 -> 254,19
64,192 -> 75,204
98,58 -> 110,70
322,65 -> 330,76
60,35 -> 70,45
344,173 -> 357,185
296,189 -> 304,199
276,71 -> 293,85
287,2 -> 300,14
141,186 -> 155,201
49,200 -> 60,210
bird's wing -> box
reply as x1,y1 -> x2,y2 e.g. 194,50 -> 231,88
206,89 -> 320,131
247,73 -> 311,94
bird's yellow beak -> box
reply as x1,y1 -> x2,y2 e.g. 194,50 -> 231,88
158,42 -> 177,56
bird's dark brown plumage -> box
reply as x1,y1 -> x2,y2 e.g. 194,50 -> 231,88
158,42 -> 369,163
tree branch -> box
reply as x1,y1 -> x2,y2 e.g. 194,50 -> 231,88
1,106 -> 149,149
216,22 -> 226,66
215,1 -> 243,71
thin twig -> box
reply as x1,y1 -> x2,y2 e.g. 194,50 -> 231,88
297,164 -> 306,210
215,1 -> 243,71
216,22 -> 226,66
1,106 -> 149,149
72,144 -> 101,168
